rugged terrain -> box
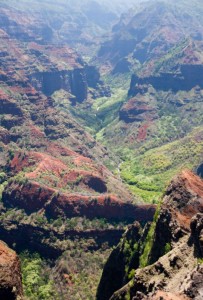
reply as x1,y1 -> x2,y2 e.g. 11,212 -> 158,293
0,0 -> 203,299
0,241 -> 23,300
0,1 -> 157,299
97,170 -> 203,299
91,0 -> 203,201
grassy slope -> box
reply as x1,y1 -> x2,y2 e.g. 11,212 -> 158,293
20,247 -> 111,300
69,67 -> 203,203
120,127 -> 203,202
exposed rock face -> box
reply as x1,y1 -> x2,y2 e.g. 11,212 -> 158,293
30,69 -> 88,102
121,62 -> 203,129
191,213 -> 203,258
119,95 -> 157,123
197,163 -> 203,178
97,222 -> 142,300
148,170 -> 203,264
2,180 -> 155,222
0,241 -> 23,300
97,1 -> 203,72
128,65 -> 203,97
97,170 -> 203,300
0,221 -> 124,259
182,264 -> 203,300
0,4 -> 111,104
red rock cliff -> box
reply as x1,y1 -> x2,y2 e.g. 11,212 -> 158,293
0,241 -> 23,300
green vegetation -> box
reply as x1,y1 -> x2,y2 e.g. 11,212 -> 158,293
119,127 -> 203,202
197,258 -> 203,264
125,291 -> 131,300
20,252 -> 58,300
57,248 -> 111,300
123,240 -> 135,276
164,243 -> 172,254
0,172 -> 6,184
11,172 -> 29,185
128,268 -> 135,280
0,173 -> 7,202
20,247 -> 111,300
139,203 -> 161,268
69,73 -> 131,136
0,205 -> 127,231
154,38 -> 189,74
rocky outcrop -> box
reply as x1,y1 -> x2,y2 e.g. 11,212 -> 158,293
0,241 -> 23,300
2,180 -> 156,222
97,170 -> 203,300
191,213 -> 203,258
119,96 -> 157,123
97,222 -> 142,300
97,1 -> 203,72
29,64 -> 109,103
110,223 -> 203,300
0,221 -> 124,259
30,69 -> 87,102
128,65 -> 203,97
197,163 -> 203,178
148,170 -> 203,264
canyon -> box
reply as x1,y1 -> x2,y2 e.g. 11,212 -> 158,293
97,171 -> 203,300
0,0 -> 203,299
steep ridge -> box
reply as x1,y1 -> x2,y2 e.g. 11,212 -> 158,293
97,170 -> 203,300
0,241 -> 23,300
0,149 -> 155,257
0,3 -> 118,184
97,0 -> 203,72
0,0 -> 134,58
0,6 -> 158,298
1,1 -> 203,299
0,3 -> 157,297
94,1 -> 203,201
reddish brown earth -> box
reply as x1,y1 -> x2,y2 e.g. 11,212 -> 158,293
137,123 -> 151,142
97,170 -> 203,300
0,19 -> 140,219
149,291 -> 190,300
0,5 -> 159,276
164,170 -> 203,230
7,147 -> 136,202
0,241 -> 23,300
2,180 -> 155,222
119,96 -> 157,124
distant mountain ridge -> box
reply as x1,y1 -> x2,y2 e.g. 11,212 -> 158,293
0,0 -> 203,298
93,0 -> 203,200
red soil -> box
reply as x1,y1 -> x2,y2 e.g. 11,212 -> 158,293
182,170 -> 203,198
166,170 -> 203,229
3,180 -> 156,221
137,122 -> 150,141
0,88 -> 9,100
11,151 -> 67,178
9,150 -> 106,193
0,240 -> 23,298
151,291 -> 190,300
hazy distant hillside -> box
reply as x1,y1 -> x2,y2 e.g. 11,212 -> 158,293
0,0 -> 202,299
97,0 -> 203,71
